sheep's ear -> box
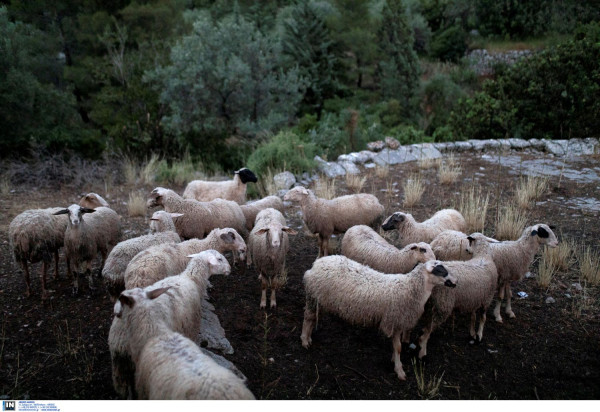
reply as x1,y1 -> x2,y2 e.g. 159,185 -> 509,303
207,254 -> 219,266
282,227 -> 297,235
81,207 -> 96,214
220,231 -> 236,244
467,236 -> 475,245
255,228 -> 269,235
118,292 -> 136,309
170,213 -> 183,219
146,287 -> 170,300
536,226 -> 550,238
549,225 -> 556,230
530,230 -> 538,237
53,209 -> 69,215
410,245 -> 418,250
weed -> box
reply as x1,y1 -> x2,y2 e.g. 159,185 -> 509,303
545,238 -> 573,272
495,203 -> 527,240
140,154 -> 160,185
127,191 -> 147,217
314,176 -> 337,200
375,164 -> 389,178
123,156 -> 138,186
459,185 -> 490,234
515,176 -> 549,209
1,173 -> 11,195
255,168 -> 279,198
537,252 -> 557,289
579,245 -> 600,285
345,173 -> 367,193
417,156 -> 435,170
412,358 -> 444,400
438,154 -> 462,184
403,174 -> 425,208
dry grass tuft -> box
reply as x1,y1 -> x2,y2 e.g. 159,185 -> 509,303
438,154 -> 462,184
545,238 -> 573,272
345,173 -> 367,193
403,174 -> 425,208
375,164 -> 389,178
537,252 -> 557,289
127,191 -> 147,217
495,203 -> 527,240
579,245 -> 600,285
256,168 -> 279,197
314,177 -> 337,200
515,175 -> 549,209
417,156 -> 435,170
0,174 -> 11,195
412,359 -> 444,400
459,185 -> 490,234
123,156 -> 138,186
140,154 -> 160,185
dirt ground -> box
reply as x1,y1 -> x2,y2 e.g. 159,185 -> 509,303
1,151 -> 599,400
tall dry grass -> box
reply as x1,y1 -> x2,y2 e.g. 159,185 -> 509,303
545,238 -> 573,272
128,192 -> 147,217
345,173 -> 367,193
437,154 -> 461,184
403,174 -> 425,208
375,164 -> 389,178
140,154 -> 160,185
537,252 -> 557,289
256,168 -> 279,198
495,203 -> 528,240
515,175 -> 549,209
459,185 -> 490,234
314,177 -> 337,200
579,245 -> 600,285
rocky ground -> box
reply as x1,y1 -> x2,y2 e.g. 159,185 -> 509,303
0,147 -> 599,400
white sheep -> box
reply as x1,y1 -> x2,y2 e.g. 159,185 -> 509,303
247,208 -> 297,308
124,228 -> 246,290
417,233 -> 499,359
78,192 -> 110,209
240,195 -> 284,231
102,211 -> 182,301
382,209 -> 466,247
53,205 -> 121,294
283,186 -> 384,257
8,208 -> 68,298
301,257 -> 457,380
110,251 -> 245,399
430,230 -> 498,261
182,168 -> 258,204
147,187 -> 248,239
341,225 -> 436,274
490,224 -> 558,323
149,211 -> 183,233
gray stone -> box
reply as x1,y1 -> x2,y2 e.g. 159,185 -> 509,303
385,136 -> 401,150
199,299 -> 234,354
410,143 -> 442,159
508,138 -> 530,149
277,189 -> 289,198
545,296 -> 556,304
314,155 -> 346,178
528,138 -> 546,150
433,142 -> 454,152
338,151 -> 373,164
199,348 -> 247,383
572,282 -> 583,291
339,161 -> 361,175
364,162 -> 376,169
544,140 -> 567,156
497,139 -> 512,150
367,140 -> 385,152
564,138 -> 597,156
453,141 -> 473,152
273,171 -> 296,190
373,147 -> 417,166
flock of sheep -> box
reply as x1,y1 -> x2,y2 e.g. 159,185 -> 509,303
8,166 -> 559,399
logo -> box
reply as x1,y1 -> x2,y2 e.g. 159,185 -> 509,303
2,401 -> 15,411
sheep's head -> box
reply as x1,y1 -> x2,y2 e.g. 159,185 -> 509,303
255,224 -> 297,260
424,260 -> 457,288
79,193 -> 109,209
114,286 -> 171,319
408,242 -> 436,263
382,212 -> 408,231
218,228 -> 247,261
530,224 -> 559,248
149,211 -> 182,233
466,232 -> 497,256
53,204 -> 95,226
283,186 -> 310,203
236,168 -> 258,184
187,250 -> 231,277
147,187 -> 169,209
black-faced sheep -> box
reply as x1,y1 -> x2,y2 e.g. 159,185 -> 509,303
382,209 -> 466,247
182,168 -> 257,204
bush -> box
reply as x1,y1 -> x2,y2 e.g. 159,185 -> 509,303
430,25 -> 467,62
246,131 -> 317,177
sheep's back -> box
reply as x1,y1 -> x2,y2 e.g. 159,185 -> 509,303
9,208 -> 68,263
330,194 -> 383,232
124,243 -> 185,289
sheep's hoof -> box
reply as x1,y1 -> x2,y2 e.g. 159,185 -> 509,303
494,316 -> 503,323
301,337 -> 312,348
270,302 -> 277,309
507,311 -> 516,319
260,302 -> 267,309
395,370 -> 407,381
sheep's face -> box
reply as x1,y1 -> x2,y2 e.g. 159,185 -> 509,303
382,212 -> 407,231
424,260 -> 457,288
466,233 -> 493,256
147,188 -> 167,209
189,250 -> 231,276
79,193 -> 109,209
149,211 -> 182,233
115,286 -> 171,319
219,229 -> 247,261
237,168 -> 258,184
54,204 -> 95,226
531,224 -> 559,248
255,224 -> 297,260
283,186 -> 309,203
409,242 -> 436,263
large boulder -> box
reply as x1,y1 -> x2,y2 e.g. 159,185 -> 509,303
273,171 -> 296,191
314,155 -> 346,178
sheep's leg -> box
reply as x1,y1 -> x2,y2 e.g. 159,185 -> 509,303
493,283 -> 506,323
301,296 -> 317,348
505,283 -> 515,319
97,250 -> 107,278
40,261 -> 49,300
21,259 -> 31,297
53,250 -> 60,280
270,289 -> 277,309
86,260 -> 96,291
392,331 -> 407,381
418,319 -> 433,359
317,235 -> 323,258
476,306 -> 487,342
469,312 -> 477,340
260,276 -> 268,309
322,236 -> 329,257
401,329 -> 411,344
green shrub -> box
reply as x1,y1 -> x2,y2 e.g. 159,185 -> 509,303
431,25 -> 467,62
422,73 -> 467,135
246,131 -> 317,177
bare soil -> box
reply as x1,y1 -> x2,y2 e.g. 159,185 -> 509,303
1,152 -> 599,400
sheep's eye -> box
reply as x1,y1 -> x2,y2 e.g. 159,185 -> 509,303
420,248 -> 426,253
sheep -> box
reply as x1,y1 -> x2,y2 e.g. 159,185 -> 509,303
182,168 -> 258,204
490,224 -> 558,323
301,257 -> 457,380
283,186 -> 384,257
247,208 -> 297,308
53,205 -> 121,294
124,228 -> 246,290
79,192 -> 109,209
341,225 -> 436,274
110,251 -> 237,399
382,209 -> 466,248
149,211 -> 183,233
240,195 -> 284,231
416,233 -> 499,359
102,211 -> 182,301
8,208 -> 68,298
430,230 -> 498,261
146,187 -> 248,240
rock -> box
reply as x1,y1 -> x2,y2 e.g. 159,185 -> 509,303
508,138 -> 530,149
364,162 -> 376,169
572,282 -> 583,291
453,141 -> 473,152
277,189 -> 289,198
385,136 -> 400,150
544,140 -> 567,156
410,143 -> 442,159
338,151 -> 375,164
497,139 -> 512,150
314,155 -> 346,178
565,138 -> 598,157
339,161 -> 360,175
528,138 -> 546,150
545,296 -> 556,304
373,147 -> 417,166
367,140 -> 385,152
273,171 -> 296,191
198,299 -> 234,354
433,142 -> 454,152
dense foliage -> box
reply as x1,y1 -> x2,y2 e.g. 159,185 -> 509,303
1,0 -> 599,168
